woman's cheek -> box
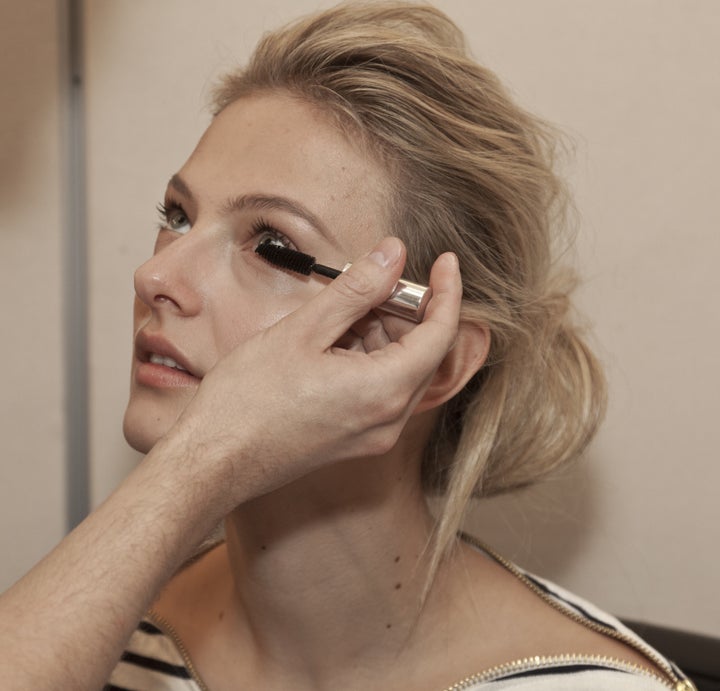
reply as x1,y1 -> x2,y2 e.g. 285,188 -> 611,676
216,275 -> 318,351
253,262 -> 324,313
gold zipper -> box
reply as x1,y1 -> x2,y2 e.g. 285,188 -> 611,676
444,653 -> 704,690
443,654 -> 688,690
146,610 -> 212,691
455,534 -> 696,691
143,615 -> 694,691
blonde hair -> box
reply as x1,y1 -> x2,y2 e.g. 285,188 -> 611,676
213,1 -> 606,566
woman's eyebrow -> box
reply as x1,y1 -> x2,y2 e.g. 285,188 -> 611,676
166,174 -> 333,242
222,194 -> 332,240
167,174 -> 193,201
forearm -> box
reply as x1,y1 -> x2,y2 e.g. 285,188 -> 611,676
0,241 -> 461,689
0,440 -> 225,690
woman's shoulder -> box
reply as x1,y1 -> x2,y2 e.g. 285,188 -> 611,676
455,534 -> 694,690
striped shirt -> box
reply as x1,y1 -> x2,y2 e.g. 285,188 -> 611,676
104,551 -> 694,690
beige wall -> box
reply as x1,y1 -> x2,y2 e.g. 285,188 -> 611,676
2,1 -> 718,637
0,1 -> 67,587
460,0 -> 720,635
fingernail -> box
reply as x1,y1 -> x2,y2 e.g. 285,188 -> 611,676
443,251 -> 459,269
368,238 -> 402,268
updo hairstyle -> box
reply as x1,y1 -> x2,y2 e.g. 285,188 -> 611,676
212,1 -> 606,565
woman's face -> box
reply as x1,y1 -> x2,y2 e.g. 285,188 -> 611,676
123,92 -> 391,453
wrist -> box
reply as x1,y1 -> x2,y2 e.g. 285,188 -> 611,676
140,422 -> 253,530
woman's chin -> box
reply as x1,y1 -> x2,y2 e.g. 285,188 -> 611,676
122,406 -> 170,454
123,421 -> 156,454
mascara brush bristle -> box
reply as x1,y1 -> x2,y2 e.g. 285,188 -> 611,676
255,241 -> 315,275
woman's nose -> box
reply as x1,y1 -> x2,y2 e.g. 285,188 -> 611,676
133,231 -> 208,316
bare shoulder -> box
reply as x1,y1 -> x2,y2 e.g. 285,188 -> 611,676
454,541 -> 667,677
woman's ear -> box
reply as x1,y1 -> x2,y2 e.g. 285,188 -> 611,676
414,322 -> 490,414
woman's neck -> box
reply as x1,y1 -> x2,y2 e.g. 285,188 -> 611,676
153,442 -> 496,690
224,451 -> 439,666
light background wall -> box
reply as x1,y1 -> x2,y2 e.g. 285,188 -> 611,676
2,1 -> 718,637
0,0 -> 67,589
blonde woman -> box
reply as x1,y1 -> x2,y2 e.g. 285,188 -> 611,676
0,3 -> 694,690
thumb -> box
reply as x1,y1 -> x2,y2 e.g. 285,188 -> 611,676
291,237 -> 407,349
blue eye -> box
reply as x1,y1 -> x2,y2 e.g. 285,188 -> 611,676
157,201 -> 191,235
251,218 -> 293,250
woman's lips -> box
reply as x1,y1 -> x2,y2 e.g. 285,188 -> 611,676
135,356 -> 200,388
133,331 -> 202,388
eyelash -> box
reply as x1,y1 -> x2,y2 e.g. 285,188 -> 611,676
156,200 -> 188,233
250,217 -> 293,250
156,201 -> 293,250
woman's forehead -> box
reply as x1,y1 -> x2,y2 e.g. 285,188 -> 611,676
179,92 -> 392,248
194,94 -> 379,188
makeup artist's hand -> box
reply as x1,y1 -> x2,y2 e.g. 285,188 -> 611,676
156,237 -> 462,515
0,237 -> 461,691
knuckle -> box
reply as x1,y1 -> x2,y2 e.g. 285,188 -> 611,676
331,267 -> 377,302
365,427 -> 398,456
377,394 -> 406,422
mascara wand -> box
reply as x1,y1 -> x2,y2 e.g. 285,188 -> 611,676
255,239 -> 431,322
255,240 -> 343,279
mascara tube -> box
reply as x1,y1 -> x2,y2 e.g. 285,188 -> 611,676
339,262 -> 431,321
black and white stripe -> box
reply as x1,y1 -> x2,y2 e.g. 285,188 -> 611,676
104,617 -> 199,691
